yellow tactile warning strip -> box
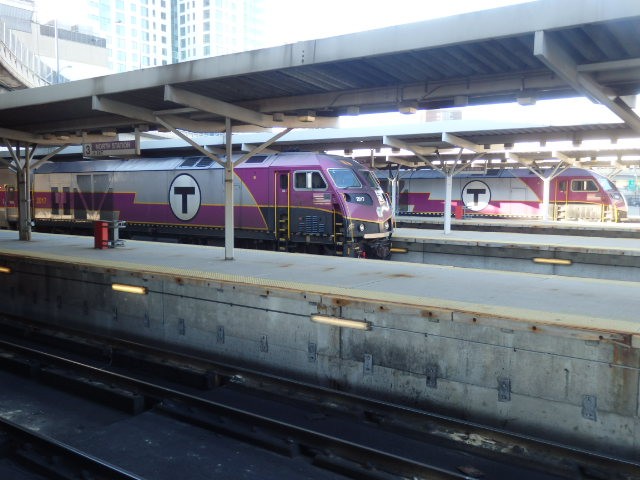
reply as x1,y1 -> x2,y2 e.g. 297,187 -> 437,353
1,245 -> 639,343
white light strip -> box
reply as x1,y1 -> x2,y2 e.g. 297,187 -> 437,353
112,283 -> 148,295
310,315 -> 370,330
0,266 -> 11,274
532,257 -> 572,266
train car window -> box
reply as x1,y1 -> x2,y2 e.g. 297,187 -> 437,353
246,156 -> 267,164
558,180 -> 567,192
279,174 -> 288,190
294,172 -> 307,189
357,169 -> 380,188
328,168 -> 361,188
598,177 -> 615,191
294,171 -> 327,190
195,158 -> 213,167
63,187 -> 70,215
179,158 -> 199,168
311,172 -> 326,189
51,187 -> 59,214
571,179 -> 598,192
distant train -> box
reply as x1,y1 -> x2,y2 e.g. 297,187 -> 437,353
378,167 -> 627,222
0,153 -> 393,258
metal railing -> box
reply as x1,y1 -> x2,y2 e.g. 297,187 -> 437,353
0,19 -> 58,88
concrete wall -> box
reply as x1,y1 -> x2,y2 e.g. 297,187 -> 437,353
1,253 -> 638,460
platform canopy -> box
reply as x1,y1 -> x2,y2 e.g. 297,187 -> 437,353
0,0 -> 639,146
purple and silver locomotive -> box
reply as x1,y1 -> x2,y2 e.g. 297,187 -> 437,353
32,152 -> 394,258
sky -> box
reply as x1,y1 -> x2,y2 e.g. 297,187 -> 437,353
267,0 -> 536,44
35,0 -> 536,33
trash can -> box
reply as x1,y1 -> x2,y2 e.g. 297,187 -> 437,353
454,205 -> 464,219
94,221 -> 109,249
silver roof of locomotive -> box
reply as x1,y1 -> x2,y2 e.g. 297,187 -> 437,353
35,152 -> 367,174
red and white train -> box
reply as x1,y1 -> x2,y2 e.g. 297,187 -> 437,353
378,167 -> 627,222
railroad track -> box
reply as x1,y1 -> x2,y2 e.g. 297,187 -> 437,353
0,314 -> 637,480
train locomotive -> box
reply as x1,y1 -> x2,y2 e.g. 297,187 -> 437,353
5,152 -> 393,258
379,167 -> 627,222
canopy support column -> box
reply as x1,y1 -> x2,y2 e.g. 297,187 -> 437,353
3,140 -> 36,241
224,117 -> 234,260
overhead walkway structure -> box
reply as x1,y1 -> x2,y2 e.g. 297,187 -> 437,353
0,18 -> 52,91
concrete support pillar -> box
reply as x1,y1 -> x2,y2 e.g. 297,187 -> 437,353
224,117 -> 234,260
541,177 -> 551,221
444,172 -> 453,234
3,140 -> 33,241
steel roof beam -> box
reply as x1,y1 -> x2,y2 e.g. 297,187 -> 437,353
534,30 -> 640,134
165,86 -> 272,127
165,86 -> 339,128
577,58 -> 640,73
92,95 -> 227,132
382,136 -> 437,156
442,133 -> 486,153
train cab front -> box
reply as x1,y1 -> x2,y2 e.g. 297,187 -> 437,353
327,165 -> 393,259
599,176 -> 628,221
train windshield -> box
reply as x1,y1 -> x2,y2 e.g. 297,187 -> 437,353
357,169 -> 381,188
598,177 -> 615,191
328,169 -> 362,188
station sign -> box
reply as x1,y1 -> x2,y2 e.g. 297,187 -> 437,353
83,139 -> 140,158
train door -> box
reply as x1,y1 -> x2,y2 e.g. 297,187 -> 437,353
6,184 -> 17,226
274,170 -> 290,250
49,184 -> 72,219
0,185 -> 6,227
554,178 -> 569,220
509,179 -> 527,216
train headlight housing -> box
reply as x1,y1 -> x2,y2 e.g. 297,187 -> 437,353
383,220 -> 390,231
358,223 -> 366,232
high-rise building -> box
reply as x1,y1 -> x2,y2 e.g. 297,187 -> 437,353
86,0 -> 268,73
173,0 -> 267,62
86,0 -> 173,73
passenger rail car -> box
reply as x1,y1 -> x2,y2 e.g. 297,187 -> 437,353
380,168 -> 627,222
27,153 -> 393,258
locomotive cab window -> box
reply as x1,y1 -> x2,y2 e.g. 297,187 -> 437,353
571,179 -> 598,192
328,169 -> 361,189
294,171 -> 327,190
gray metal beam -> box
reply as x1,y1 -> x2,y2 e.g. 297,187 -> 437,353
534,30 -> 640,134
92,95 -> 227,133
442,133 -> 486,153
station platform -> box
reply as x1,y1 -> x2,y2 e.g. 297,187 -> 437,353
0,230 -> 638,459
395,214 -> 640,238
392,227 -> 640,281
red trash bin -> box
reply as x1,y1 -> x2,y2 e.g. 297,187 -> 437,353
94,221 -> 109,249
454,205 -> 464,219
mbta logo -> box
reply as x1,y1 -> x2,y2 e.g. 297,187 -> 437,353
169,174 -> 201,221
461,180 -> 491,211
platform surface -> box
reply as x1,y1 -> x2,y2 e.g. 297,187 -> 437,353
394,227 -> 640,255
0,230 -> 638,336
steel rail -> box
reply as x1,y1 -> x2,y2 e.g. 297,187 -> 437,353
0,415 -> 144,480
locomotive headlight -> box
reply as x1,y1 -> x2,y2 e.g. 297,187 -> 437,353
383,220 -> 390,231
358,223 -> 365,232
